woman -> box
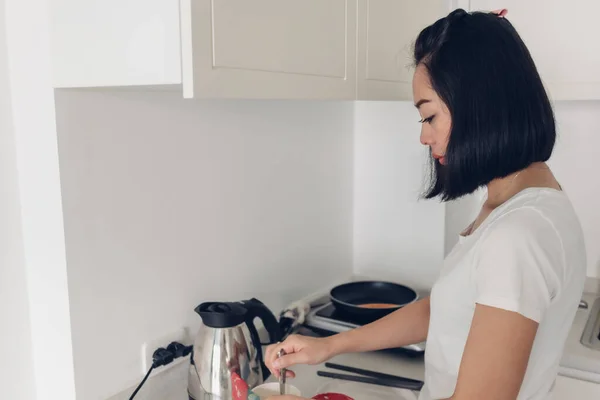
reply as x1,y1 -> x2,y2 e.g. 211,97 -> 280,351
265,8 -> 586,400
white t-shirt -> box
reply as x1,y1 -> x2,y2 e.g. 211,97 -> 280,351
419,188 -> 587,400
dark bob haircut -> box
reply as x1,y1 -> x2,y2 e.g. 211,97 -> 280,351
414,8 -> 556,201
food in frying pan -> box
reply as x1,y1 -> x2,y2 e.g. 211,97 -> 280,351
357,303 -> 398,309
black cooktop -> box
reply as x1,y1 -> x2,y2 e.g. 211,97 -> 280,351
308,302 -> 424,357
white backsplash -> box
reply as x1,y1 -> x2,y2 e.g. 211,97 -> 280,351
353,101 -> 446,291
55,92 -> 355,400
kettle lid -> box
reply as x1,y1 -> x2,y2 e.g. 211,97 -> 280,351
194,302 -> 248,328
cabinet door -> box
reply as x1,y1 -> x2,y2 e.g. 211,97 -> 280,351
551,376 -> 600,399
180,0 -> 356,99
356,0 -> 449,101
470,0 -> 600,100
50,0 -> 182,88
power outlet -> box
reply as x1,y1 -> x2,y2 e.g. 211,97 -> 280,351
141,328 -> 189,374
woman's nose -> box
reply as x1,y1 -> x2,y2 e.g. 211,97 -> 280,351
420,128 -> 434,146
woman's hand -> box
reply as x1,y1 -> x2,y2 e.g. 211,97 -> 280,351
264,334 -> 337,378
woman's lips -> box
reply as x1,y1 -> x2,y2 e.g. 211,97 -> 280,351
433,153 -> 446,165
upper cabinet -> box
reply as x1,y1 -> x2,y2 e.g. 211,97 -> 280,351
356,0 -> 449,100
180,0 -> 356,99
49,1 -> 600,100
50,0 -> 182,88
48,1 -> 456,99
470,0 -> 600,101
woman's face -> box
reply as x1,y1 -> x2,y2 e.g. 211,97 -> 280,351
412,64 -> 452,165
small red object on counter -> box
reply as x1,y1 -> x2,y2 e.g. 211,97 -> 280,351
230,372 -> 249,400
312,393 -> 354,400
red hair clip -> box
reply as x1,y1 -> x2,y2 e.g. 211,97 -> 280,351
492,8 -> 508,18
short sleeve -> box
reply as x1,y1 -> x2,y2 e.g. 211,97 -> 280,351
474,208 -> 563,323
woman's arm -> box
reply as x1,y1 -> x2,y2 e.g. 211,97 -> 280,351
444,304 -> 538,400
330,296 -> 431,354
266,298 -> 431,400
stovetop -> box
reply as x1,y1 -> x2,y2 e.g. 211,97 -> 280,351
315,303 -> 383,325
303,302 -> 426,354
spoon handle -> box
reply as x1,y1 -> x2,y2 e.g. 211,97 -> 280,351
277,349 -> 287,395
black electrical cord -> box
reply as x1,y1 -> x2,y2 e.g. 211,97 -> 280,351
129,364 -> 155,400
128,343 -> 192,400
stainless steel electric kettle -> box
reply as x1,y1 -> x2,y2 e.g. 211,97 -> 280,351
188,298 -> 281,400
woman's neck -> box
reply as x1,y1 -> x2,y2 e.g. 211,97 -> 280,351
485,162 -> 553,207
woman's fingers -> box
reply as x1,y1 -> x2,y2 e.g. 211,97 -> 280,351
285,370 -> 296,378
265,335 -> 303,375
270,368 -> 295,379
272,351 -> 306,370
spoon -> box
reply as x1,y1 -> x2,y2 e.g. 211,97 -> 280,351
277,348 -> 287,395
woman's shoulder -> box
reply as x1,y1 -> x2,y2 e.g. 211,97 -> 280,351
478,187 -> 586,279
487,187 -> 580,233
470,187 -> 587,307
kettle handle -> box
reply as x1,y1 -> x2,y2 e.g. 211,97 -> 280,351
241,298 -> 281,380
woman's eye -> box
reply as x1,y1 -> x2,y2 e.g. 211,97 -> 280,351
419,115 -> 435,124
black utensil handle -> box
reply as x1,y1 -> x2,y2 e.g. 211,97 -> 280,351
242,298 -> 282,343
242,298 -> 281,380
317,371 -> 423,391
324,362 -> 424,385
244,318 -> 268,379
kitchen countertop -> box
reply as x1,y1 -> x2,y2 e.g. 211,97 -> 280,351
109,334 -> 426,400
117,349 -> 424,400
558,290 -> 600,383
265,349 -> 424,399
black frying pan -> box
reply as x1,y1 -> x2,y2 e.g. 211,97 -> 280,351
330,281 -> 417,320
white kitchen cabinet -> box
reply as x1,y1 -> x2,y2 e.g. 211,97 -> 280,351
356,0 -> 450,100
552,376 -> 600,399
470,0 -> 600,100
50,0 -> 182,88
180,0 -> 356,99
48,0 -> 600,100
50,0 -> 461,99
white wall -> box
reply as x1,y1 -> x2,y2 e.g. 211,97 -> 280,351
550,101 -> 600,278
353,102 -> 446,292
3,0 -> 76,399
54,92 -> 355,400
0,0 -> 35,397
442,101 -> 600,278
